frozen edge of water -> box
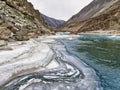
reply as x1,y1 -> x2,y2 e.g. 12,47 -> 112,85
0,39 -> 55,86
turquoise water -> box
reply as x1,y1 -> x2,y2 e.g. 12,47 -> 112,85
64,34 -> 120,90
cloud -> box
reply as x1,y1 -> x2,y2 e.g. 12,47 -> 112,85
28,0 -> 93,20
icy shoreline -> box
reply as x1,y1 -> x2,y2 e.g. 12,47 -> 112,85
0,35 -> 102,90
0,39 -> 55,86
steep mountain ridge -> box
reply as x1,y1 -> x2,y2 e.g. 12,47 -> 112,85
67,0 -> 115,23
42,14 -> 65,28
77,1 -> 120,33
61,0 -> 120,34
0,0 -> 52,41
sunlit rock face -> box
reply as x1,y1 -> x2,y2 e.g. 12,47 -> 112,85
63,0 -> 113,24
61,0 -> 120,34
0,0 -> 51,41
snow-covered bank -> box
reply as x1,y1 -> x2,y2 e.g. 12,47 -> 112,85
0,39 -> 55,86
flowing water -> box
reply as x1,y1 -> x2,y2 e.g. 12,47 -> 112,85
63,34 -> 120,90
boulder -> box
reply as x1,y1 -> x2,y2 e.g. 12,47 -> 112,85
0,27 -> 12,40
0,40 -> 7,47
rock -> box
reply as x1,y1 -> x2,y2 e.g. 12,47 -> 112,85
0,46 -> 12,51
0,0 -> 52,41
0,40 -> 7,47
0,27 -> 12,40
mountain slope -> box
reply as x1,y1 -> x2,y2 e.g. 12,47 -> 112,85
61,0 -> 120,34
0,0 -> 52,41
42,14 -> 65,28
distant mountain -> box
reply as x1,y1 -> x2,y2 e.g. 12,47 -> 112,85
0,0 -> 52,41
42,14 -> 65,28
61,0 -> 120,34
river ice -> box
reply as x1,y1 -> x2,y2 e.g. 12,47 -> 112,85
0,35 -> 103,90
0,39 -> 54,86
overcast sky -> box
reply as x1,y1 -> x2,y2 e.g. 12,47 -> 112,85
28,0 -> 93,20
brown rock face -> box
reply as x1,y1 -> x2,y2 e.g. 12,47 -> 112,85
0,27 -> 12,40
61,0 -> 120,34
77,0 -> 120,33
0,0 -> 51,41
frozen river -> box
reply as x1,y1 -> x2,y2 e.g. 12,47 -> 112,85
0,35 -> 109,90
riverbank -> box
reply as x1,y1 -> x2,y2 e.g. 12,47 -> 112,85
80,30 -> 120,36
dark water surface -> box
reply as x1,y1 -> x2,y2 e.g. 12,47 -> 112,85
63,34 -> 120,90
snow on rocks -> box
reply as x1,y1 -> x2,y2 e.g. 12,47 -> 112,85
0,40 -> 7,47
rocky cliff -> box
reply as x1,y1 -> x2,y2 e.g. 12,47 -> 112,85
61,0 -> 120,34
0,0 -> 52,41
